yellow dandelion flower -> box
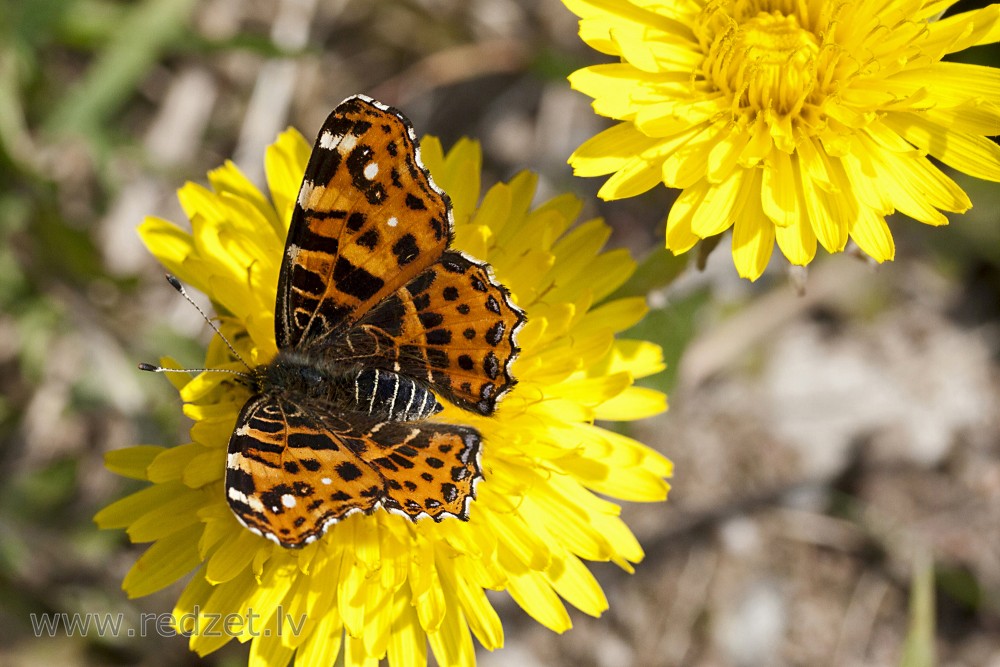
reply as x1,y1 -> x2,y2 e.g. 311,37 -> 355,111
97,122 -> 671,665
563,0 -> 1000,280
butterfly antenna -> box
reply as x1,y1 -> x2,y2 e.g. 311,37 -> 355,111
162,274 -> 253,372
137,362 -> 251,380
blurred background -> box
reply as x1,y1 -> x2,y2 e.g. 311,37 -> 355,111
0,0 -> 998,665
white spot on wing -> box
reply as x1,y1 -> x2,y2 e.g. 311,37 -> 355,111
229,487 -> 266,514
321,477 -> 332,485
319,131 -> 342,149
281,494 -> 297,508
297,181 -> 314,209
387,216 -> 398,227
339,133 -> 357,153
363,162 -> 379,180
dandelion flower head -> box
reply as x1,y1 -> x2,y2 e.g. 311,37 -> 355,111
565,0 -> 1000,279
96,122 -> 672,665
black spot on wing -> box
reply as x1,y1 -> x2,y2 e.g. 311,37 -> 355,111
347,212 -> 366,231
291,265 -> 330,300
426,329 -> 452,345
485,321 -> 505,346
336,461 -> 363,482
407,271 -> 435,296
392,234 -> 420,266
441,255 -> 468,274
227,466 -> 256,493
288,432 -> 339,450
405,193 -> 426,210
419,312 -> 444,328
333,256 -> 385,300
357,229 -> 380,250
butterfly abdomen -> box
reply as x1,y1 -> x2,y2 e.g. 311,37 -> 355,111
353,367 -> 442,422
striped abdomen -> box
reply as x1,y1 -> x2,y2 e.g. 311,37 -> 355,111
353,368 -> 442,422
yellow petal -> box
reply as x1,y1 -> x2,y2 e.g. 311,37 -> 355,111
598,154 -> 665,199
761,150 -> 798,228
505,567 -> 571,633
850,208 -> 896,262
594,386 -> 666,420
127,491 -> 206,542
548,552 -> 608,618
774,219 -> 818,266
249,631 -> 294,667
690,169 -> 744,238
264,128 -> 310,231
104,445 -> 164,480
665,179 -> 708,251
387,588 -> 427,667
886,112 -> 1000,183
731,172 -> 775,280
295,607 -> 343,667
122,523 -> 203,598
570,122 -> 658,177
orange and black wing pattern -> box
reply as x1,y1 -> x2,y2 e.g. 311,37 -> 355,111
223,95 -> 526,548
275,96 -> 451,349
226,394 -> 482,548
348,251 -> 524,414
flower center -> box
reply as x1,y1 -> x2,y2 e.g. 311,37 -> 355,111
701,4 -> 822,121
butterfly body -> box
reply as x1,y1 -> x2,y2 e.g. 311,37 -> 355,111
251,352 -> 444,423
223,95 -> 525,548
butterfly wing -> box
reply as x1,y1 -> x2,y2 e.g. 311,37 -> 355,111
276,95 -> 452,350
225,395 -> 385,547
358,419 -> 482,521
346,251 -> 525,414
226,393 -> 483,547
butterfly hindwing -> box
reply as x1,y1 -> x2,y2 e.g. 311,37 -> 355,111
358,419 -> 482,520
225,396 -> 385,547
347,251 -> 524,414
276,96 -> 452,350
226,394 -> 483,547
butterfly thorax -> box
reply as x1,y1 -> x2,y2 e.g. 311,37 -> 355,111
254,350 -> 443,423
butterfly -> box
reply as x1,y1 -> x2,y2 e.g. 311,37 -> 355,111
218,95 -> 525,548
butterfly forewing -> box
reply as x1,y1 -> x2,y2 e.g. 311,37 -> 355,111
276,97 -> 451,349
